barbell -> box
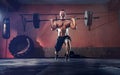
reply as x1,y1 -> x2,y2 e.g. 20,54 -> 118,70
20,10 -> 99,31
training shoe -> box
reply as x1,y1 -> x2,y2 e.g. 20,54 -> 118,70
55,54 -> 58,60
65,54 -> 70,61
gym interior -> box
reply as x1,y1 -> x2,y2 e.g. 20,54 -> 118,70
0,0 -> 120,75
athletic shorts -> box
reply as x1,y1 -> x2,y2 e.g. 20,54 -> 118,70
55,35 -> 71,52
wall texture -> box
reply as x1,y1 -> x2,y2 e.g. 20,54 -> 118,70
0,4 -> 120,58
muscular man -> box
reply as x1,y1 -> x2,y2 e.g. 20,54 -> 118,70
50,9 -> 77,60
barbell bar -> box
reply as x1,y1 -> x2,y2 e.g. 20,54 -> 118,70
26,17 -> 99,22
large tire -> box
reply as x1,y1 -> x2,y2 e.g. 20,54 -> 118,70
9,35 -> 34,58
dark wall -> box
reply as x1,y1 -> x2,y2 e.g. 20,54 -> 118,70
0,4 -> 120,58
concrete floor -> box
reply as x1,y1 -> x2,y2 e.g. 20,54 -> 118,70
0,58 -> 120,75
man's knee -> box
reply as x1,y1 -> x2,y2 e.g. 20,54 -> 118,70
65,39 -> 71,46
65,39 -> 70,43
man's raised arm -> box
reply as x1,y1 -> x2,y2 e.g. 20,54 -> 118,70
50,19 -> 57,31
70,18 -> 77,29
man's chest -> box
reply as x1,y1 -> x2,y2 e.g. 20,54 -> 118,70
56,20 -> 71,28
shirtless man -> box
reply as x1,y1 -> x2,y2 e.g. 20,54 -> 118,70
50,9 -> 76,60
